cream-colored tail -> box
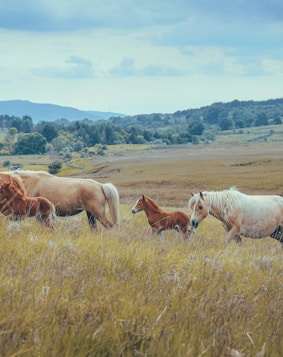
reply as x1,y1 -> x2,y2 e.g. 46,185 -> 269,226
102,183 -> 120,227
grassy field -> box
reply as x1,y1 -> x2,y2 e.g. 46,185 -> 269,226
0,141 -> 283,356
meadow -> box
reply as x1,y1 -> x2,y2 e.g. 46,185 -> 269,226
0,140 -> 282,356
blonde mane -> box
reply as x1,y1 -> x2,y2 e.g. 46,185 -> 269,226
11,169 -> 52,177
190,188 -> 239,224
205,189 -> 238,212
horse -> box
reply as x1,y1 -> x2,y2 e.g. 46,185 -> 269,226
9,170 -> 120,230
0,172 -> 27,194
131,195 -> 194,240
0,172 -> 28,218
0,181 -> 56,229
189,187 -> 283,247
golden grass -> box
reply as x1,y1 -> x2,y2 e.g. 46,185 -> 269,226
0,205 -> 282,357
0,142 -> 283,356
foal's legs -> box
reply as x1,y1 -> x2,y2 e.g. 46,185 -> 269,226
156,230 -> 165,240
234,235 -> 242,244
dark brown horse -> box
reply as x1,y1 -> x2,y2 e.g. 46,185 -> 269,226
131,195 -> 194,240
0,181 -> 56,229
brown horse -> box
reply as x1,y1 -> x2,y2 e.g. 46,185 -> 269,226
0,172 -> 27,194
0,181 -> 56,229
0,172 -> 27,218
9,170 -> 120,230
131,195 -> 194,240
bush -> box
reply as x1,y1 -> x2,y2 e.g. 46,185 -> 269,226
2,160 -> 10,168
48,160 -> 62,175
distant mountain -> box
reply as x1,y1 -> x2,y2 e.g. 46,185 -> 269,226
0,100 -> 126,123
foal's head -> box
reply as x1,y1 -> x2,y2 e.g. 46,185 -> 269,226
188,192 -> 209,228
0,182 -> 12,200
0,182 -> 24,201
131,195 -> 148,214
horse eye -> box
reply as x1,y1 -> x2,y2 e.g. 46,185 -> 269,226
198,205 -> 203,210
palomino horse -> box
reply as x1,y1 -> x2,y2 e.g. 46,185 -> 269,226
189,187 -> 283,246
0,181 -> 56,229
132,195 -> 194,240
10,170 -> 120,230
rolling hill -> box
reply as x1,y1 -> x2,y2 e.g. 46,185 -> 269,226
0,100 -> 126,123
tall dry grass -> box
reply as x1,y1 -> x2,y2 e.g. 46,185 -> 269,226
0,204 -> 282,357
0,142 -> 282,356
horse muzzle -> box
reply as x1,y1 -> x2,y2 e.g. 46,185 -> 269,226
131,208 -> 137,214
191,218 -> 199,228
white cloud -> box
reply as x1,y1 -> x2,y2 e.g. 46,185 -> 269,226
109,58 -> 187,77
0,0 -> 283,115
31,56 -> 95,79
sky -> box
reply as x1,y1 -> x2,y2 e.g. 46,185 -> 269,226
0,0 -> 283,116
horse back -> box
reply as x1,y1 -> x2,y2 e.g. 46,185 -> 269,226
18,172 -> 105,213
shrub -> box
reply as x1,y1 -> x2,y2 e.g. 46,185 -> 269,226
48,160 -> 62,174
2,160 -> 10,168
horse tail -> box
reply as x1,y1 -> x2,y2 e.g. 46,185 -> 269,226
102,183 -> 120,227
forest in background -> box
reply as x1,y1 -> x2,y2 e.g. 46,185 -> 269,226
0,97 -> 282,156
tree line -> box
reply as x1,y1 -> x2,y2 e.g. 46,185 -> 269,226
0,98 -> 282,155
0,115 -> 206,155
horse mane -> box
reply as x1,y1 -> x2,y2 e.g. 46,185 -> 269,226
8,182 -> 26,198
144,195 -> 160,210
0,173 -> 26,195
190,188 -> 239,218
10,174 -> 26,194
11,169 -> 52,177
1,181 -> 25,199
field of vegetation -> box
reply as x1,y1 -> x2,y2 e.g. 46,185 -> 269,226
0,140 -> 282,356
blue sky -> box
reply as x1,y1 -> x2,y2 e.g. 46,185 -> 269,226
0,0 -> 282,115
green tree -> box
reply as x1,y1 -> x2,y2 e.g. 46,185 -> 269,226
255,113 -> 268,126
176,132 -> 192,144
272,116 -> 282,125
51,133 -> 74,153
14,132 -> 47,154
218,117 -> 233,131
21,116 -> 34,133
4,127 -> 17,154
188,121 -> 205,135
40,123 -> 59,142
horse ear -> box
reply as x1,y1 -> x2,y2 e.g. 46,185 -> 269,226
142,195 -> 145,200
191,192 -> 194,197
200,192 -> 204,200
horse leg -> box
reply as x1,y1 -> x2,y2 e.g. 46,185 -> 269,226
84,196 -> 113,229
188,226 -> 195,240
225,227 -> 240,246
86,211 -> 97,230
176,225 -> 189,241
270,226 -> 283,246
234,235 -> 242,244
157,230 -> 165,240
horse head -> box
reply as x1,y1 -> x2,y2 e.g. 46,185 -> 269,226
189,191 -> 209,228
131,195 -> 146,214
0,182 -> 11,199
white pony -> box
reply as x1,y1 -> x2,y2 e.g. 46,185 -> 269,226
189,187 -> 283,246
